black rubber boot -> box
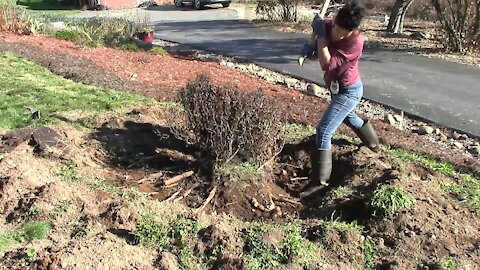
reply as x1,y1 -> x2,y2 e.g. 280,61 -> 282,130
299,149 -> 332,198
352,120 -> 380,151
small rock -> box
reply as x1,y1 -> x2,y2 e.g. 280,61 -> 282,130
451,131 -> 461,140
434,128 -> 441,135
384,114 -> 396,125
469,146 -> 479,156
393,114 -> 403,122
257,70 -> 266,78
130,73 -> 137,80
452,142 -> 464,149
451,228 -> 459,234
418,126 -> 434,135
226,62 -> 235,68
404,229 -> 415,237
439,133 -> 448,142
458,134 -> 468,140
285,78 -> 297,87
430,233 -> 436,240
306,84 -> 322,96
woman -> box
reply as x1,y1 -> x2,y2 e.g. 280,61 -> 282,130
301,0 -> 380,198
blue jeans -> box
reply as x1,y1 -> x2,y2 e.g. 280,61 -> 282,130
316,81 -> 364,150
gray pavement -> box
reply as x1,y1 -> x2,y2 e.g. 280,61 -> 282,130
70,6 -> 480,137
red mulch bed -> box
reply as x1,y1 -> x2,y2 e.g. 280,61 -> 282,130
1,33 -> 478,174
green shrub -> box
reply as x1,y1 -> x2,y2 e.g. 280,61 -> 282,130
151,46 -> 168,56
78,17 -> 136,48
120,43 -> 139,52
53,29 -> 79,41
369,186 -> 414,218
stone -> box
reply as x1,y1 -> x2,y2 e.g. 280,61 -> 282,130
393,114 -> 403,122
285,78 -> 297,87
469,146 -> 479,156
306,84 -> 322,96
439,133 -> 448,142
458,134 -> 469,140
384,114 -> 396,125
453,142 -> 464,149
434,128 -> 441,135
418,126 -> 434,135
451,131 -> 461,140
226,62 -> 235,68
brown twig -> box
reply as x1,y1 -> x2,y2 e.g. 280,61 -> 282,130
290,177 -> 309,181
137,171 -> 164,184
163,171 -> 194,186
272,194 -> 303,207
164,190 -> 182,203
195,186 -> 218,212
174,183 -> 199,203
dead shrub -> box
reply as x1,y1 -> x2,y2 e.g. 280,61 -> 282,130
0,5 -> 28,34
431,0 -> 479,53
177,75 -> 282,164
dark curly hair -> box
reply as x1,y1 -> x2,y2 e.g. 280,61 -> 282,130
335,0 -> 366,31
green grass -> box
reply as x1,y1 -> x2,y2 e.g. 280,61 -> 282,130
325,186 -> 354,201
14,0 -> 79,15
59,161 -> 146,202
244,222 -> 316,270
136,212 -> 203,269
386,148 -> 456,176
311,220 -> 364,245
437,256 -> 457,270
0,53 -> 149,130
213,161 -> 265,187
442,174 -> 480,211
0,221 -> 52,254
386,147 -> 479,211
369,185 -> 414,218
280,123 -> 315,143
359,237 -> 379,270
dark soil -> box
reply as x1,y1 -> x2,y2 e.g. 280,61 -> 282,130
0,127 -> 63,154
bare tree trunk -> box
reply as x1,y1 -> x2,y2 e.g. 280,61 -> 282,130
387,0 -> 415,33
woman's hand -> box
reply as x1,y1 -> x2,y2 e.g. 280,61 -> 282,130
312,16 -> 326,39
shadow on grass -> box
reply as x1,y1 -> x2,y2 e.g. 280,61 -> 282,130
17,0 -> 79,12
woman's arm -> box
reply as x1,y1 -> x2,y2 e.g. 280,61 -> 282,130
317,39 -> 331,71
318,36 -> 363,72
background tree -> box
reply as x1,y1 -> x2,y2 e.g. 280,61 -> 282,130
387,0 -> 415,33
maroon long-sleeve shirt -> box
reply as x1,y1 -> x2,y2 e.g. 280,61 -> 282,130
322,19 -> 364,88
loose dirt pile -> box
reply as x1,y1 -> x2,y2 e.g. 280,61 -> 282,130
1,107 -> 477,269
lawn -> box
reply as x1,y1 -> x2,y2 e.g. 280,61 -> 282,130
0,52 -> 150,130
1,0 -> 79,15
